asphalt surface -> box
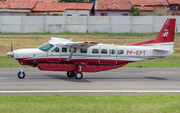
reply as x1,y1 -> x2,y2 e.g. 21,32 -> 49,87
0,68 -> 180,95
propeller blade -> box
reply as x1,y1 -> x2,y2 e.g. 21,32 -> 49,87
11,40 -> 14,67
11,40 -> 13,52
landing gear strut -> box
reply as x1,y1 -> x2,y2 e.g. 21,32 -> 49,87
75,64 -> 83,79
17,65 -> 25,79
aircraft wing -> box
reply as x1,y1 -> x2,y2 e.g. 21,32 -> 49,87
50,38 -> 100,62
63,41 -> 99,62
49,37 -> 72,43
63,41 -> 99,49
50,37 -> 99,48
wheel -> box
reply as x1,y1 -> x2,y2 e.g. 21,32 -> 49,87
75,71 -> 83,79
17,71 -> 25,79
67,71 -> 75,78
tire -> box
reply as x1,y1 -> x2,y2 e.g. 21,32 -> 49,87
75,71 -> 83,79
17,71 -> 25,79
67,71 -> 75,78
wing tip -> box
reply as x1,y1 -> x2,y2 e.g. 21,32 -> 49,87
84,41 -> 99,44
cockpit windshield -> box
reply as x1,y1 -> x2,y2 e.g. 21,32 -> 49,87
38,43 -> 54,52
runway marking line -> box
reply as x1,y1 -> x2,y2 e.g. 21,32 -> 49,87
1,90 -> 180,93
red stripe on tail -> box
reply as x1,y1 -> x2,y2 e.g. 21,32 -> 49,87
131,18 -> 176,46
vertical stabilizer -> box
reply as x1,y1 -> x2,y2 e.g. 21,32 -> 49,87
131,18 -> 176,46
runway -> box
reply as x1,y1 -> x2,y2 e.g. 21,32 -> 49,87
0,68 -> 180,95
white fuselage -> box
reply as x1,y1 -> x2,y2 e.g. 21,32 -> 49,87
12,42 -> 174,65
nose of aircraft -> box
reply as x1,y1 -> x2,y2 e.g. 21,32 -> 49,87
6,52 -> 14,57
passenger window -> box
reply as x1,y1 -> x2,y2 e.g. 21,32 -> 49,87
80,49 -> 87,53
62,47 -> 67,52
117,50 -> 124,54
51,47 -> 59,52
109,49 -> 116,54
69,48 -> 76,53
101,49 -> 107,54
92,49 -> 99,54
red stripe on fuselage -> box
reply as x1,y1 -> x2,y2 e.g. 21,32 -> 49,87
16,57 -> 133,65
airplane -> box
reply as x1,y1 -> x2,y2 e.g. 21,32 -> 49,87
6,18 -> 176,79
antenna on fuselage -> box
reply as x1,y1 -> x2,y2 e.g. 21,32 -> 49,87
124,41 -> 128,46
69,38 -> 73,42
67,37 -> 73,42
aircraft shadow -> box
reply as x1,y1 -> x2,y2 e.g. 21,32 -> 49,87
27,74 -> 168,82
45,74 -> 91,83
144,77 -> 168,80
45,75 -> 168,81
84,77 -> 168,80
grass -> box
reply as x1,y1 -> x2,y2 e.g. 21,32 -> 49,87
1,56 -> 180,68
123,56 -> 180,68
0,94 -> 180,113
1,34 -> 180,56
0,56 -> 32,68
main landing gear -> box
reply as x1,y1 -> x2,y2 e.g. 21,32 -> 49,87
17,65 -> 25,79
67,71 -> 83,79
67,64 -> 83,79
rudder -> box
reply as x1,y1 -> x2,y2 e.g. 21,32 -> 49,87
131,18 -> 176,46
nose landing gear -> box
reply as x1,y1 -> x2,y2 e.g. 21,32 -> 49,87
17,65 -> 25,79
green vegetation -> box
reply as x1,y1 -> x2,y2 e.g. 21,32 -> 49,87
1,56 -> 180,68
130,5 -> 141,16
158,13 -> 163,16
123,56 -> 180,68
0,56 -> 31,68
0,94 -> 180,113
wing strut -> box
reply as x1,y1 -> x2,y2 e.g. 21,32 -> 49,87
67,47 -> 76,62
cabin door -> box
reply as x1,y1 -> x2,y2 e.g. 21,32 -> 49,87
48,46 -> 61,62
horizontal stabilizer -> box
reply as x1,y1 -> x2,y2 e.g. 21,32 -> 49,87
153,49 -> 171,52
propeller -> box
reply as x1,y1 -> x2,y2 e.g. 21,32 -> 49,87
6,40 -> 14,67
11,40 -> 14,68
6,40 -> 14,57
11,39 -> 13,52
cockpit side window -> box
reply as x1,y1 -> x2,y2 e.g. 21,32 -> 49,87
38,43 -> 54,52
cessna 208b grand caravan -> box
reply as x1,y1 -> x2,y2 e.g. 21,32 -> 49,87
6,18 -> 176,79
